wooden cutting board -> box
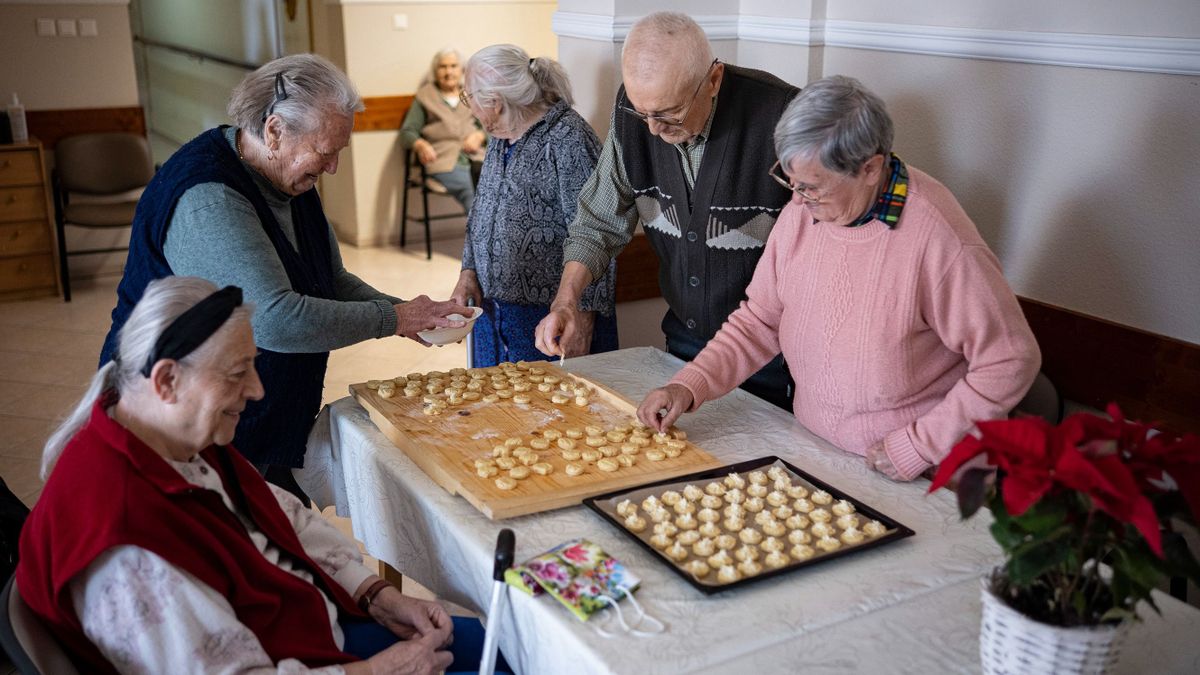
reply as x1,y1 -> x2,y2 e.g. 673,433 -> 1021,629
351,362 -> 721,519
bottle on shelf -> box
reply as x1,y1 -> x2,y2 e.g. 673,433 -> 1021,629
7,93 -> 28,144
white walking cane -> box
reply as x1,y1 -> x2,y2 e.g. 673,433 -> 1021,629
479,528 -> 515,675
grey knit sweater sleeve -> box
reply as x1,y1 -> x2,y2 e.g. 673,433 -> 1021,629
327,227 -> 403,305
163,183 -> 398,353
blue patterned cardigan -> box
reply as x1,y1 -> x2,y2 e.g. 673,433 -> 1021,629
461,100 -> 616,315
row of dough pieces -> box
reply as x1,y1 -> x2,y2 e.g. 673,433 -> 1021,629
477,423 -> 690,490
367,362 -> 601,411
615,467 -> 889,582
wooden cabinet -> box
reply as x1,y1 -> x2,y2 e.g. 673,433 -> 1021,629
0,140 -> 60,301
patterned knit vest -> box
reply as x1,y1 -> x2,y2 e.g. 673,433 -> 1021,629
615,65 -> 799,340
99,127 -> 335,467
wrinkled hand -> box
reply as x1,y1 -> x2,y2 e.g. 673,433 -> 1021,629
534,305 -> 594,358
370,587 -> 453,645
637,383 -> 694,432
363,630 -> 453,675
413,139 -> 437,166
394,295 -> 471,345
865,442 -> 904,480
462,131 -> 485,155
449,270 -> 482,308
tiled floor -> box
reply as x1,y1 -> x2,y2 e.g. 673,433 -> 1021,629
0,235 -> 469,508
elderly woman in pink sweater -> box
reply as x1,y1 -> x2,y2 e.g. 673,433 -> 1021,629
637,75 -> 1041,481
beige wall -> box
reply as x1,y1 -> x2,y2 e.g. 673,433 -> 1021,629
0,1 -> 138,110
821,48 -> 1200,345
319,0 -> 558,246
0,1 -> 139,280
553,0 -> 1200,346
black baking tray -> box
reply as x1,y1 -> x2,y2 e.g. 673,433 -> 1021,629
583,455 -> 915,594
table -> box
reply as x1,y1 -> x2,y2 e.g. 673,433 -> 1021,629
303,347 -> 1200,674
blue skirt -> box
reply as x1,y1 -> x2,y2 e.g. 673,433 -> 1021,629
471,298 -> 618,368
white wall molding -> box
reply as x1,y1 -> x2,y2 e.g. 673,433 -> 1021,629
330,0 -> 552,5
0,0 -> 129,5
552,12 -> 1200,76
552,13 -> 739,43
739,15 -> 825,47
823,20 -> 1200,77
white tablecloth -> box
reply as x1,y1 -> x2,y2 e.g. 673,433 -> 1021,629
303,347 -> 1199,674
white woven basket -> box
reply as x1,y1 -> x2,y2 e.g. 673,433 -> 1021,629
980,578 -> 1130,675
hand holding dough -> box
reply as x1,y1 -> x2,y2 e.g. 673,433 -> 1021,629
636,383 -> 694,432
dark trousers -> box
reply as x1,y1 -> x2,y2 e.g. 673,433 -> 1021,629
662,312 -> 794,412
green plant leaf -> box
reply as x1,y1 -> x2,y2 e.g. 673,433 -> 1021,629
1012,498 -> 1072,536
1099,607 -> 1137,623
956,468 -> 993,519
989,518 -> 1024,552
1008,530 -> 1074,585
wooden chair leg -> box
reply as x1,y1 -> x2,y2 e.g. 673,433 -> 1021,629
55,216 -> 71,303
421,184 -> 433,260
400,159 -> 411,249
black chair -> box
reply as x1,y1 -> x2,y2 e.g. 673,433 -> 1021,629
52,133 -> 154,302
0,576 -> 81,674
1013,371 -> 1063,423
399,148 -> 468,260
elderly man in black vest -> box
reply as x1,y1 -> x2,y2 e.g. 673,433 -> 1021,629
534,11 -> 799,409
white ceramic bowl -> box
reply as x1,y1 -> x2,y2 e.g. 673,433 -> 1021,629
417,306 -> 483,345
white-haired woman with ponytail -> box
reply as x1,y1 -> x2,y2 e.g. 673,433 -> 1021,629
450,44 -> 618,366
18,277 -> 508,674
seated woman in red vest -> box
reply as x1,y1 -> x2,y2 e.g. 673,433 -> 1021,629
400,47 -> 487,211
17,277 -> 508,674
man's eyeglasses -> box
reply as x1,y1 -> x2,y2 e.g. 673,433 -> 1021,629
262,72 -> 289,123
768,160 -> 846,203
619,58 -> 719,128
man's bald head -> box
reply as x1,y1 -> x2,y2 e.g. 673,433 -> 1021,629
622,12 -> 714,89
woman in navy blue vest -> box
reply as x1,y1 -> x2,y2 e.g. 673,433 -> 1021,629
100,54 -> 470,501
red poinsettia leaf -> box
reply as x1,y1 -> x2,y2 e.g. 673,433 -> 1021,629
1126,494 -> 1163,557
929,434 -> 985,493
1053,446 -> 1125,502
1105,402 -> 1125,424
977,417 -> 1051,463
1001,472 -> 1052,516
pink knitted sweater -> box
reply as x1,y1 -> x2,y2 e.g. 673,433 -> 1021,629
672,167 -> 1041,480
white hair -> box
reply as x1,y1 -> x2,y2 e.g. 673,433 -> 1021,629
425,47 -> 463,87
41,277 -> 253,479
228,53 -> 364,139
774,75 -> 894,175
465,44 -> 573,133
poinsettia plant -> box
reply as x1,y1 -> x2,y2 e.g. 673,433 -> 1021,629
930,404 -> 1200,627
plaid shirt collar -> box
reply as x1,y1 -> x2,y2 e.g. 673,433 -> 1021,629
848,153 -> 907,228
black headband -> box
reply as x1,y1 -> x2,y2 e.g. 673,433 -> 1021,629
141,286 -> 244,377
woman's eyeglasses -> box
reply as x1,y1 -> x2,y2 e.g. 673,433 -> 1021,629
768,160 -> 846,203
619,58 -> 719,128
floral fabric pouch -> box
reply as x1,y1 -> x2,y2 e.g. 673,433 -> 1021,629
504,539 -> 641,622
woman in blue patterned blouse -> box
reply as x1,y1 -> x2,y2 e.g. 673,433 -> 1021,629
451,44 -> 618,367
